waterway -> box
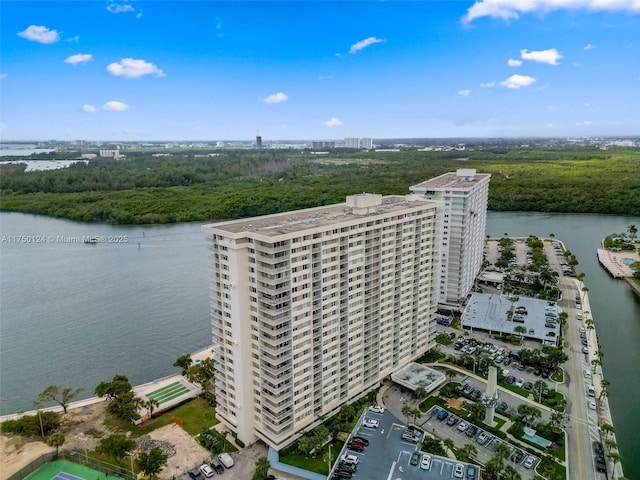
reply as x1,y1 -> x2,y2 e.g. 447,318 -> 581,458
0,211 -> 638,478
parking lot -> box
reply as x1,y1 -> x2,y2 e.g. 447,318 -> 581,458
332,407 -> 479,480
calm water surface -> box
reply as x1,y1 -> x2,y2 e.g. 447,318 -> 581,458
1,211 -> 638,478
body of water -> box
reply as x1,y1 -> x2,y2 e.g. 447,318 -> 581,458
0,210 -> 638,477
0,160 -> 88,171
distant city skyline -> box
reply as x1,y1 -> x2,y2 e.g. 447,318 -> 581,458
2,1 -> 639,141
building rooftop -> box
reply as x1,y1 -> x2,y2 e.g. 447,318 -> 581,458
391,362 -> 446,393
411,169 -> 490,190
203,193 -> 439,237
461,293 -> 559,344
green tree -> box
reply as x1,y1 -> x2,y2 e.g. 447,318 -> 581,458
549,410 -> 566,430
601,422 -> 615,442
401,405 -> 413,425
97,434 -> 136,465
96,375 -> 142,422
485,455 -> 505,479
627,224 -> 637,240
466,402 -> 485,423
421,436 -> 445,456
252,456 -> 271,480
186,357 -> 216,391
443,437 -> 454,455
36,385 -> 83,414
95,374 -> 134,399
414,387 -> 428,403
136,447 -> 168,479
457,443 -> 477,462
46,432 -> 65,454
599,379 -> 610,402
174,354 -> 193,375
297,436 -> 315,458
503,465 -> 522,480
533,380 -> 547,403
608,451 -> 622,477
517,404 -> 541,427
144,398 -> 160,419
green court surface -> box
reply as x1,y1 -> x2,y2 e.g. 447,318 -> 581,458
145,381 -> 190,404
25,460 -> 122,480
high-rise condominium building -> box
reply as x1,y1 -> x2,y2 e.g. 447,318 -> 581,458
203,193 -> 442,449
409,169 -> 491,307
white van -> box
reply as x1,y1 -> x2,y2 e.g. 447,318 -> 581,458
218,452 -> 234,468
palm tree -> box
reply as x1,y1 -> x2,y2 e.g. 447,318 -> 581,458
627,224 -> 637,240
533,380 -> 547,404
145,398 -> 160,419
46,432 -> 65,455
414,387 -> 428,407
585,318 -> 595,342
445,369 -> 457,385
601,422 -> 615,442
608,451 -> 622,477
599,379 -> 610,402
502,465 -> 522,480
457,443 -> 477,462
605,439 -> 617,452
494,441 -> 511,461
401,404 -> 413,425
443,438 -> 455,456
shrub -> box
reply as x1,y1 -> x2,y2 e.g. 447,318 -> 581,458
235,438 -> 245,448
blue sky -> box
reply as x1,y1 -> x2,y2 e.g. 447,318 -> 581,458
1,0 -> 639,141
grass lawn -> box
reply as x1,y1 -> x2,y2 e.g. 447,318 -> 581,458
105,396 -> 218,437
435,334 -> 454,346
537,456 -> 567,480
280,440 -> 343,475
551,368 -> 564,383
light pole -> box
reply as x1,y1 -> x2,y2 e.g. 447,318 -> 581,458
126,451 -> 135,479
37,409 -> 45,438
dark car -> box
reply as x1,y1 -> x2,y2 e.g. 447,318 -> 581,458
346,442 -> 364,452
507,375 -> 516,384
338,462 -> 357,472
210,459 -> 224,474
335,468 -> 353,479
188,469 -> 205,480
446,415 -> 460,426
523,381 -> 533,390
351,436 -> 369,446
503,357 -> 512,366
593,441 -> 604,457
437,409 -> 449,420
497,401 -> 508,411
465,425 -> 478,437
510,449 -> 525,463
410,452 -> 421,466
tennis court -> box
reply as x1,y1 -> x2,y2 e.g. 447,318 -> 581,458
145,381 -> 191,405
25,460 -> 123,480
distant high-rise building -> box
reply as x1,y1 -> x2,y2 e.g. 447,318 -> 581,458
410,169 -> 491,307
203,192 -> 442,449
312,141 -> 335,149
99,149 -> 121,159
343,137 -> 360,149
359,138 -> 373,149
256,136 -> 262,148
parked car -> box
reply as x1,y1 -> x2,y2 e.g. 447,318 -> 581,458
351,436 -> 369,446
523,456 -> 535,469
341,454 -> 359,465
586,385 -> 596,397
218,453 -> 234,469
454,463 -> 465,478
523,381 -> 533,390
420,454 -> 432,470
410,452 -> 420,466
457,421 -> 469,432
338,461 -> 357,472
476,432 -> 490,445
347,442 -> 364,452
437,409 -> 449,420
583,368 -> 592,379
515,378 -> 525,388
466,464 -> 476,479
588,399 -> 597,410
188,469 -> 204,480
446,415 -> 460,426
362,418 -> 379,428
199,464 -> 214,478
210,459 -> 224,474
368,405 -> 385,413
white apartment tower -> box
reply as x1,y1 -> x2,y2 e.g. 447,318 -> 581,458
410,169 -> 491,307
203,193 -> 442,449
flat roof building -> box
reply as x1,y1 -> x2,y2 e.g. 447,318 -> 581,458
410,169 -> 491,308
203,193 -> 443,449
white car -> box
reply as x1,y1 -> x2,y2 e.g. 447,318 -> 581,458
362,418 -> 379,428
341,454 -> 359,465
457,421 -> 469,432
515,378 -> 525,388
454,463 -> 465,478
199,464 -> 214,478
420,454 -> 431,470
588,399 -> 597,410
587,385 -> 596,397
576,313 -> 583,320
583,368 -> 592,379
368,405 -> 385,414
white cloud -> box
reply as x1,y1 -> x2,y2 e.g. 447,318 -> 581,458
103,101 -> 129,111
17,25 -> 60,44
82,104 -> 96,113
463,0 -> 640,24
323,117 -> 343,127
507,58 -> 522,67
106,58 -> 165,78
107,2 -> 135,13
576,120 -> 598,126
500,74 -> 536,89
521,48 -> 563,65
0,73 -> 7,80
584,43 -> 596,50
349,36 -> 385,54
66,35 -> 80,43
458,89 -> 471,96
318,75 -> 333,80
260,92 -> 288,104
64,54 -> 93,65
584,103 -> 591,107
480,81 -> 495,88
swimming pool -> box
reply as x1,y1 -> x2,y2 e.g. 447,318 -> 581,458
623,258 -> 636,266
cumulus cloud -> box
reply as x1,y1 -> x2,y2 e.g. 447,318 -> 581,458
507,58 -> 522,67
501,74 -> 536,89
103,101 -> 129,111
480,81 -> 495,88
349,36 -> 385,54
66,35 -> 80,43
323,117 -> 343,127
458,89 -> 471,96
521,48 -> 563,65
463,0 -> 640,24
260,92 -> 288,104
17,25 -> 60,44
107,2 -> 135,13
584,43 -> 596,51
65,53 -> 93,65
107,58 -> 165,78
82,104 -> 96,113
